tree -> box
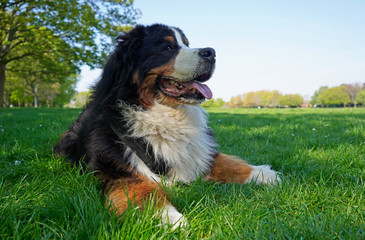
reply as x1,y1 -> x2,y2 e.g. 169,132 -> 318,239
356,90 -> 365,106
0,0 -> 139,106
227,94 -> 244,108
318,86 -> 351,107
6,47 -> 79,106
311,86 -> 328,107
73,91 -> 91,108
242,91 -> 265,108
6,65 -> 78,107
261,90 -> 282,107
201,98 -> 225,108
278,94 -> 303,107
343,83 -> 362,108
52,75 -> 78,107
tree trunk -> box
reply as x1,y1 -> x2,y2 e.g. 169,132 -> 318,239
0,62 -> 6,107
33,84 -> 39,107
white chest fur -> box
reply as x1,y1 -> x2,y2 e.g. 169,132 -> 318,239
120,103 -> 217,183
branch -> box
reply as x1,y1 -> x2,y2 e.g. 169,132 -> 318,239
1,39 -> 25,57
6,52 -> 34,63
8,66 -> 74,75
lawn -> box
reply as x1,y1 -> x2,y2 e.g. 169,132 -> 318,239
0,107 -> 364,239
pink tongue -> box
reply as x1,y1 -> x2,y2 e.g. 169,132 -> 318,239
192,82 -> 213,99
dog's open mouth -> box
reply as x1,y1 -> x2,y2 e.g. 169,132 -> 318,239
159,73 -> 213,100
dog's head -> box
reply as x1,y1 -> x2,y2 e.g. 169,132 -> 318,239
93,24 -> 216,108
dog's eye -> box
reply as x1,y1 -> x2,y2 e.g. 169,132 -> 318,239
163,45 -> 175,51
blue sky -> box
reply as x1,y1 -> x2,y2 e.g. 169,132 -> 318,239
78,0 -> 365,101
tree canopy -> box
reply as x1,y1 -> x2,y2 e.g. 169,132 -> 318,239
355,89 -> 365,106
0,0 -> 139,106
201,98 -> 225,108
311,86 -> 328,106
228,90 -> 304,108
277,94 -> 303,107
318,86 -> 352,107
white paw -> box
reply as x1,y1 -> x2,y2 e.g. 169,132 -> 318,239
160,205 -> 187,230
246,165 -> 281,185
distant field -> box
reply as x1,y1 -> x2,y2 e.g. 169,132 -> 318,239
0,107 -> 364,239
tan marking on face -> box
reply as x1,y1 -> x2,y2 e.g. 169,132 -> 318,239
183,38 -> 189,47
155,92 -> 183,107
132,70 -> 139,84
164,36 -> 175,43
137,74 -> 158,109
138,59 -> 176,108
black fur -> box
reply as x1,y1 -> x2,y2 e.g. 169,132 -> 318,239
53,24 -> 180,182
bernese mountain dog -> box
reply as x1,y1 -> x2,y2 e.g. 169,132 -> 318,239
54,24 -> 281,228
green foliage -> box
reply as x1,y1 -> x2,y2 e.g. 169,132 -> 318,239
261,90 -> 281,107
227,94 -> 244,108
6,52 -> 79,107
343,83 -> 362,106
278,94 -> 304,107
318,86 -> 351,107
242,91 -> 265,108
228,91 -> 304,108
311,86 -> 328,105
52,75 -> 78,107
0,0 -> 140,106
201,98 -> 225,108
356,89 -> 365,105
228,92 -> 264,108
0,108 -> 364,239
72,91 -> 92,108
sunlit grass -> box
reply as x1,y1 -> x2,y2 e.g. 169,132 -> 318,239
0,107 -> 364,239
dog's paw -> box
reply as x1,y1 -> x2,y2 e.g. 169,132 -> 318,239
161,205 -> 187,230
246,165 -> 282,185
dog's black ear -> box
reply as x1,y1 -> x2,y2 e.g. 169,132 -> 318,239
115,25 -> 145,64
91,25 -> 145,108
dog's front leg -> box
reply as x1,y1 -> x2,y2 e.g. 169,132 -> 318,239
104,174 -> 186,229
205,153 -> 281,184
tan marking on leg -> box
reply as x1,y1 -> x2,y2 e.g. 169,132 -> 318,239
205,153 -> 253,184
105,175 -> 169,214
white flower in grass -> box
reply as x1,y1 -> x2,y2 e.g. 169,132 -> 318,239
345,130 -> 350,133
14,160 -> 21,165
291,134 -> 295,137
312,128 -> 316,131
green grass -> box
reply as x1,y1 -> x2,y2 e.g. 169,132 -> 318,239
1,107 -> 364,239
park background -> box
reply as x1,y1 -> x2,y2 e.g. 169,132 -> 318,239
1,0 -> 364,108
1,1 -> 364,239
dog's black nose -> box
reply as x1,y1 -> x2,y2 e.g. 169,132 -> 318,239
199,48 -> 216,63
